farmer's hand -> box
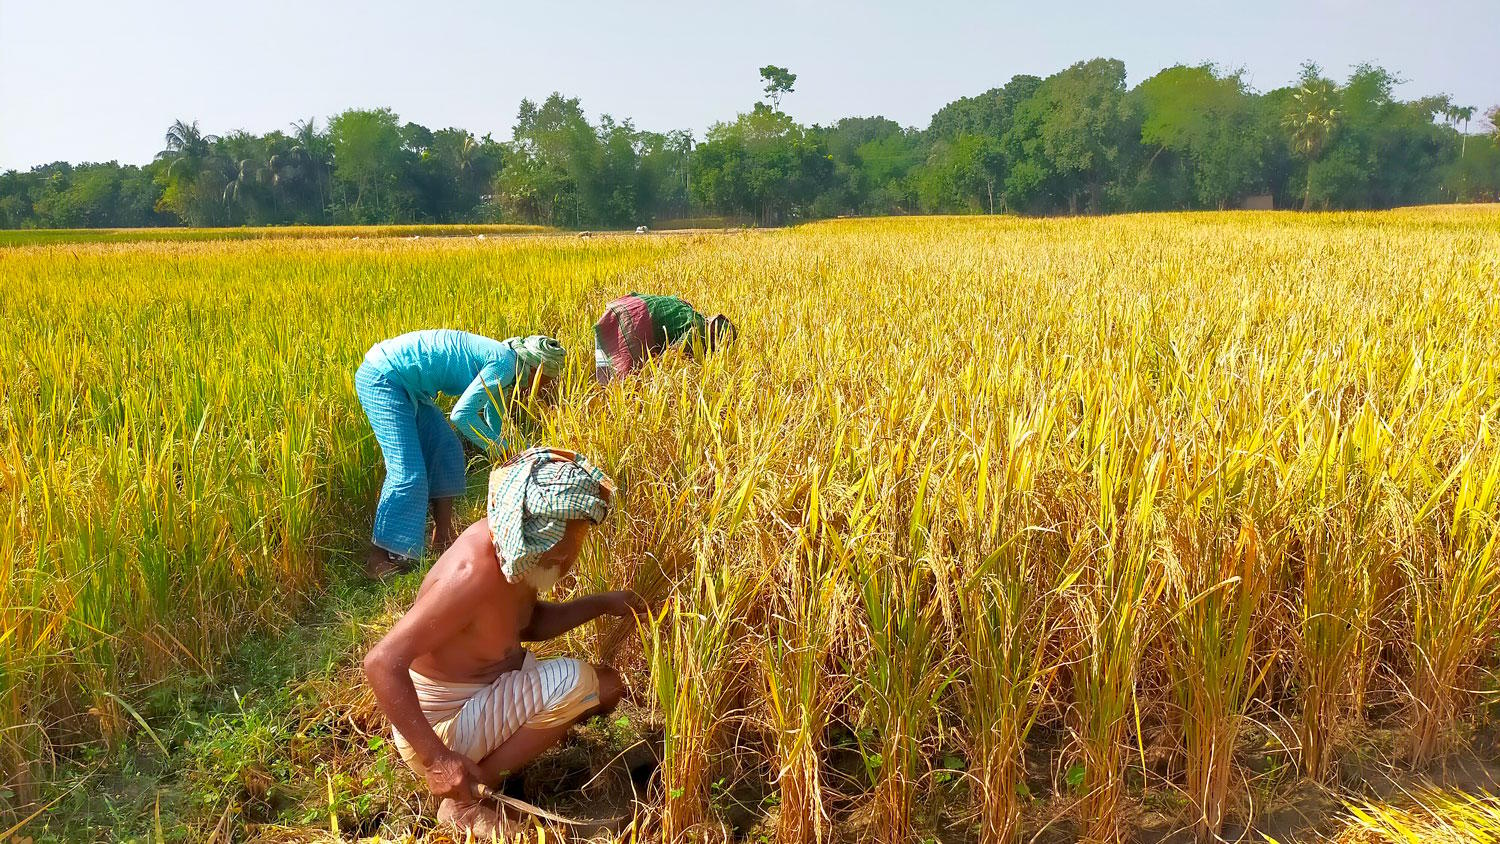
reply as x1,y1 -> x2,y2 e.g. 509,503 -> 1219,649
425,748 -> 485,803
598,590 -> 648,619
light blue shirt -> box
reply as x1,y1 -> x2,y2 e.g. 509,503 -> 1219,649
363,330 -> 521,449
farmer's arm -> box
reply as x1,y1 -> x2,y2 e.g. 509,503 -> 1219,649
450,359 -> 515,451
521,591 -> 646,641
363,551 -> 494,797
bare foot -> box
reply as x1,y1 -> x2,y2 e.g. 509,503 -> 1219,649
365,546 -> 403,579
437,797 -> 515,839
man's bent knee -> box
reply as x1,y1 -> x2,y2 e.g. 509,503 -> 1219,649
593,664 -> 624,713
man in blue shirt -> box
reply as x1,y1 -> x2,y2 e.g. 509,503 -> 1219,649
355,331 -> 566,578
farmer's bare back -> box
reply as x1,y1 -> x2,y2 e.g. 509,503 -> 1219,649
410,523 -> 532,681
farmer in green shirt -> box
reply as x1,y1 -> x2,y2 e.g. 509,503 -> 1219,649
592,293 -> 736,383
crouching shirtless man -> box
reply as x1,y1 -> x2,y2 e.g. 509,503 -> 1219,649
363,447 -> 644,837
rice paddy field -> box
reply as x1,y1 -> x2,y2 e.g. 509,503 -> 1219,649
3,208 -> 1500,842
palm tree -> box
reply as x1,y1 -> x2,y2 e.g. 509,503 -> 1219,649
158,119 -> 234,225
222,158 -> 270,211
290,117 -> 330,216
265,151 -> 295,217
455,133 -> 479,193
1453,105 -> 1476,157
160,120 -> 219,182
1282,68 -> 1340,210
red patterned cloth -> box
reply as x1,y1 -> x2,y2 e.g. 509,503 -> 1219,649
593,294 -> 656,379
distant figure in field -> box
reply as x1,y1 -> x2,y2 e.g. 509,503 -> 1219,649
634,225 -> 648,234
592,293 -> 736,384
356,330 -> 566,578
363,448 -> 644,838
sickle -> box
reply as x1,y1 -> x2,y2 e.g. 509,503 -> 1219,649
472,782 -> 628,830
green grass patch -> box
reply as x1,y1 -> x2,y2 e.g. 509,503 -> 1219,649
22,566 -> 425,842
0,223 -> 551,247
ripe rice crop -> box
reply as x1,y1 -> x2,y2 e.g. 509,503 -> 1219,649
2,207 -> 1499,841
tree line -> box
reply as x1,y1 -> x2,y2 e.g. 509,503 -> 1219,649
3,60 -> 1497,230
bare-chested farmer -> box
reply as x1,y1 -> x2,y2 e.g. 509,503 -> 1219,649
363,447 -> 645,837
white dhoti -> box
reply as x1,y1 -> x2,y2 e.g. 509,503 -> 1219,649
392,654 -> 600,777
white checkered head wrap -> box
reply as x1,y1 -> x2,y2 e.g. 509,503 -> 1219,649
487,447 -> 615,581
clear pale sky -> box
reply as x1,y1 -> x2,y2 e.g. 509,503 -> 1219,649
1,0 -> 1496,171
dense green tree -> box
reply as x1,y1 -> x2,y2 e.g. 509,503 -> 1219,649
491,94 -> 664,228
1001,59 -> 1136,213
816,117 -> 921,215
1444,133 -> 1500,201
328,108 -> 408,221
692,104 -> 833,225
216,130 -> 281,225
0,161 -> 167,228
926,75 -> 1042,143
1135,65 -> 1267,208
760,65 -> 797,111
1286,65 -> 1454,209
23,162 -> 165,227
2,58 -> 1492,230
495,94 -> 596,226
399,123 -> 500,222
1350,67 -> 1451,207
594,117 -> 652,227
638,129 -> 694,219
421,128 -> 502,222
916,133 -> 1004,213
916,75 -> 1044,212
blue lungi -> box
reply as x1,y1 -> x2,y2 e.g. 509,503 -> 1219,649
355,361 -> 467,559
